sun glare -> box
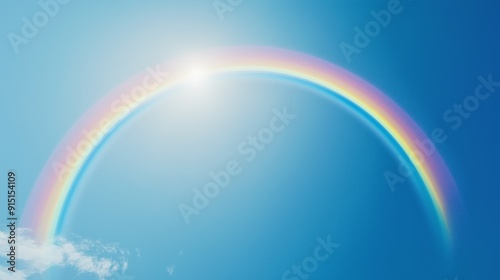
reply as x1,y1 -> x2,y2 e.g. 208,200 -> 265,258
186,64 -> 209,86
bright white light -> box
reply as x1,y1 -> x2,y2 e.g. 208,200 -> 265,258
186,65 -> 208,86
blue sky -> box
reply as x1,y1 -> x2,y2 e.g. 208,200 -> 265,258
1,0 -> 499,279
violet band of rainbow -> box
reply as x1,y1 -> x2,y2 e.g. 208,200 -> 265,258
21,47 -> 461,246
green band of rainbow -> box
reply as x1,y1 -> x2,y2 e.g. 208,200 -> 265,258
22,47 -> 461,246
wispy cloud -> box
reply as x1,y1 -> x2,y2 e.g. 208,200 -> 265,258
167,265 -> 175,276
0,229 -> 128,280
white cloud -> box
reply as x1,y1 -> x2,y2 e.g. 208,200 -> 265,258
0,229 -> 128,280
0,269 -> 28,280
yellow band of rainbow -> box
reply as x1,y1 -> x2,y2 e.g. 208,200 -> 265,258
22,47 -> 461,247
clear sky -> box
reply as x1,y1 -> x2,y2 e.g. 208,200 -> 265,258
0,0 -> 499,279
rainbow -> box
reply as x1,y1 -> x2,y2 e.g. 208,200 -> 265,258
22,46 -> 461,246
